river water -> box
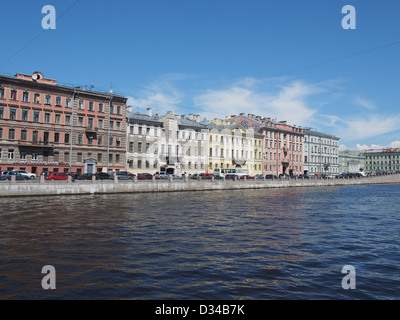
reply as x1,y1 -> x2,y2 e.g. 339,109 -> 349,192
0,184 -> 399,300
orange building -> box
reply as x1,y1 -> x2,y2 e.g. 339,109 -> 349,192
0,72 -> 127,176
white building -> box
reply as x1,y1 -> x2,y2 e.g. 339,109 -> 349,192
303,129 -> 340,175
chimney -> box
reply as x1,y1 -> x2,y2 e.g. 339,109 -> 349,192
146,108 -> 152,117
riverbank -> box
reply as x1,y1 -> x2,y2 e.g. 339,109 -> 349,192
0,174 -> 399,198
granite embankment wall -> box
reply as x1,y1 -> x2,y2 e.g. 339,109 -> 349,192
0,174 -> 399,198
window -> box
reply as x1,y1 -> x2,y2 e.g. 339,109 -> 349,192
77,134 -> 83,144
54,132 -> 60,143
116,154 -> 120,163
9,109 -> 16,120
88,101 -> 94,111
88,118 -> 94,128
32,151 -> 38,161
78,100 -> 84,110
55,114 -> 61,124
33,131 -> 39,142
116,138 -> 121,147
66,98 -> 71,108
109,137 -> 113,146
110,105 -> 114,114
98,136 -> 103,146
98,119 -> 103,128
137,160 -> 142,168
20,130 -> 27,141
116,122 -> 121,131
45,95 -> 51,104
97,153 -> 102,162
0,108 -> 3,119
22,110 -> 28,121
45,113 -> 51,123
64,133 -> 70,143
77,153 -> 82,162
8,129 -> 15,140
116,106 -> 121,115
138,142 -> 142,153
109,121 -> 114,129
99,103 -> 103,113
65,115 -> 71,125
129,142 -> 134,152
0,128 -> 2,139
56,96 -> 62,106
87,135 -> 94,145
0,88 -> 4,99
33,111 -> 40,122
10,90 -> 17,100
34,93 -> 40,104
43,132 -> 49,143
78,117 -> 83,126
22,92 -> 29,102
8,149 -> 14,159
54,152 -> 59,162
20,151 -> 26,160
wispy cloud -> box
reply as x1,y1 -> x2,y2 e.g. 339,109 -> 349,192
193,78 -> 322,126
331,114 -> 400,142
355,96 -> 376,110
127,74 -> 187,115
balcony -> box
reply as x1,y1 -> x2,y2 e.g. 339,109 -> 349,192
17,140 -> 54,148
85,126 -> 98,133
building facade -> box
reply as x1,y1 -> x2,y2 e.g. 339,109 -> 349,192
338,150 -> 366,174
364,148 -> 400,173
303,129 -> 340,175
206,120 -> 263,176
126,110 -> 208,176
0,72 -> 127,176
230,114 -> 304,176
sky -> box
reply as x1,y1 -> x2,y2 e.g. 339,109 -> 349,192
1,0 -> 399,150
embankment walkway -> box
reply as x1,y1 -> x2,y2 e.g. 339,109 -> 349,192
0,174 -> 399,198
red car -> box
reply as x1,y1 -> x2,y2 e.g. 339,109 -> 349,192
46,172 -> 68,181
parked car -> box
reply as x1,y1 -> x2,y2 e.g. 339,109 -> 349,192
298,174 -> 310,179
115,171 -> 135,180
46,172 -> 68,181
0,171 -> 30,181
170,174 -> 183,180
199,173 -> 212,180
137,173 -> 153,180
67,172 -> 80,179
239,175 -> 254,180
76,173 -> 95,180
265,174 -> 277,179
155,171 -> 170,180
254,174 -> 265,180
279,174 -> 289,179
14,170 -> 36,179
95,172 -> 112,180
211,174 -> 224,180
225,174 -> 237,180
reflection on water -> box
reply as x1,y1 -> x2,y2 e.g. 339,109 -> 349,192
0,184 -> 400,299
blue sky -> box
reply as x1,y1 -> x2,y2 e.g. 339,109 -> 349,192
1,0 -> 400,150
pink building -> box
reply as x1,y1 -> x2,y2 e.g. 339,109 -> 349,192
0,72 -> 127,176
230,113 -> 304,176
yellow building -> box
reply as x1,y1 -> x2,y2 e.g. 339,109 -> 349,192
206,120 -> 263,176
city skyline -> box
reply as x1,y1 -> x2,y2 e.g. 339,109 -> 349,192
1,0 -> 399,150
